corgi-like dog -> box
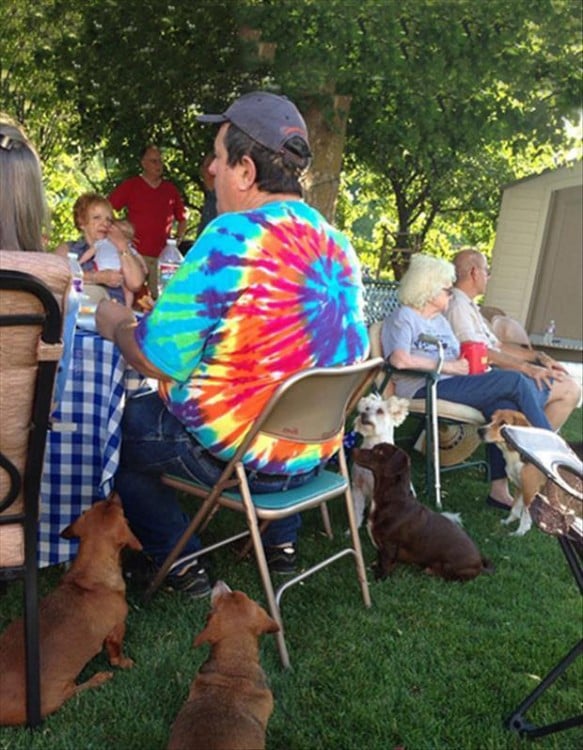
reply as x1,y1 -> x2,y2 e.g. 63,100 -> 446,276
478,410 -> 545,536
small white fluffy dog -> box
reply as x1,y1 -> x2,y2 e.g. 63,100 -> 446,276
351,393 -> 410,527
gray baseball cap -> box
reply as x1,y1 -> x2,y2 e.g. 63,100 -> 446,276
197,91 -> 311,158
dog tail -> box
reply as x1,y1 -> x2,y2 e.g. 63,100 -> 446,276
481,557 -> 495,575
440,511 -> 463,527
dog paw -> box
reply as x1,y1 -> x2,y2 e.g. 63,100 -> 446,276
93,671 -> 115,685
112,656 -> 135,669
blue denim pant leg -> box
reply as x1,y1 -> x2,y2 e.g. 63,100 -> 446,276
115,391 -> 304,564
415,370 -> 552,481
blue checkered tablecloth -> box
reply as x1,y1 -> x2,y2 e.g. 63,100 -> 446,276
38,328 -> 146,566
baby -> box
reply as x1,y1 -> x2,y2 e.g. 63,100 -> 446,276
79,219 -> 144,307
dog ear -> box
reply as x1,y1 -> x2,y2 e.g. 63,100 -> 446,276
108,491 -> 123,507
120,524 -> 143,551
390,447 -> 410,475
256,608 -> 280,635
61,513 -> 84,540
512,412 -> 531,427
386,396 -> 410,427
194,615 -> 222,647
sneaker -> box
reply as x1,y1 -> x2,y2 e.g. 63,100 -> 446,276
265,544 -> 297,575
122,549 -> 158,588
165,560 -> 212,598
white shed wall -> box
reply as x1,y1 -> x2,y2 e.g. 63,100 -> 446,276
485,160 -> 583,325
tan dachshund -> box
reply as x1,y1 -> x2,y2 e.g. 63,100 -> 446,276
167,581 -> 279,750
478,409 -> 545,536
352,443 -> 493,581
0,493 -> 141,725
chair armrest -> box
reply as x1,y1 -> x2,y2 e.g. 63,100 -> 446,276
377,359 -> 439,396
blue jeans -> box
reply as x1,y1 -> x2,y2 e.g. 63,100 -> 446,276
414,370 -> 551,480
115,391 -> 310,567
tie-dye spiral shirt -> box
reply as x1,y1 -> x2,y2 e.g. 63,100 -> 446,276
136,200 -> 368,474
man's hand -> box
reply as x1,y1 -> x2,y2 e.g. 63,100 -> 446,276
96,299 -> 135,341
522,362 -> 556,390
537,351 -> 568,374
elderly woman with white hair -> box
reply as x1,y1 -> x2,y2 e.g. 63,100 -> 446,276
381,253 -> 554,510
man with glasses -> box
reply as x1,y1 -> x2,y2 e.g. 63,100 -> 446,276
448,248 -> 581,464
109,145 -> 188,297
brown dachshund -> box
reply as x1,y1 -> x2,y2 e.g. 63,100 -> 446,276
0,493 -> 141,725
167,581 -> 279,750
353,443 -> 493,581
478,409 -> 545,536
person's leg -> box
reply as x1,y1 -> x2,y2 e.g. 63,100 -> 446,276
116,391 -> 222,568
243,468 -> 321,571
432,370 -> 551,429
117,391 -> 315,576
416,370 -> 552,506
543,376 -> 581,429
142,255 -> 158,299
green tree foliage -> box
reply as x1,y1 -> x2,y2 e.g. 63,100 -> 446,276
2,0 -> 580,259
55,0 -> 249,232
245,0 -> 581,275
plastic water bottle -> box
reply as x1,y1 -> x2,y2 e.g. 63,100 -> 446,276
157,238 -> 183,296
543,319 -> 556,345
68,253 -> 84,295
55,254 -> 84,405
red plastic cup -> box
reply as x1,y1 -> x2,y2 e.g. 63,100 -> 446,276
460,341 -> 488,374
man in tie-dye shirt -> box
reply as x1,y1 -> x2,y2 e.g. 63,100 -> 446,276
97,91 -> 368,595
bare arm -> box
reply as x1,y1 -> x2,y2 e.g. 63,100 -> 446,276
108,223 -> 147,292
487,345 -> 564,389
389,348 -> 469,376
95,300 -> 168,380
175,219 -> 188,244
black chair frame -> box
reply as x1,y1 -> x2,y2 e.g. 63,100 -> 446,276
501,425 -> 582,740
0,270 -> 64,728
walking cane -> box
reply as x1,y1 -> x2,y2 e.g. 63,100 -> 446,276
418,334 -> 445,509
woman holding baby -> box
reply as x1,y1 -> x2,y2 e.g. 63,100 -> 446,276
381,253 -> 559,510
55,193 -> 146,306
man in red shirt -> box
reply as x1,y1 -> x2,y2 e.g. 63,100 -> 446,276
109,145 -> 188,297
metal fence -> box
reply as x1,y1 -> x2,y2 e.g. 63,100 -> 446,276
362,279 -> 400,325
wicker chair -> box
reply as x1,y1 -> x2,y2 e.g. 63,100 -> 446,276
0,250 -> 70,727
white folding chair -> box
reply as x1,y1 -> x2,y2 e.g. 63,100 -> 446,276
145,358 -> 384,668
369,321 -> 488,508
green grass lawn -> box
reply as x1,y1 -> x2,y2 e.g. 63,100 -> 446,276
1,409 -> 581,749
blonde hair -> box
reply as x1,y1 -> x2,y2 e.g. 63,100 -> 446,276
0,117 -> 48,251
398,254 -> 455,309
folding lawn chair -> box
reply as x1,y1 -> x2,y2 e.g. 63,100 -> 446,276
145,357 -> 384,668
501,425 -> 582,740
368,321 -> 488,508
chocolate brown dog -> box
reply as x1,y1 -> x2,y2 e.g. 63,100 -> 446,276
0,493 -> 141,725
353,443 -> 493,581
167,581 -> 280,750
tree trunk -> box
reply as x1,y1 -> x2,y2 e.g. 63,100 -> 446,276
302,94 -> 351,223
